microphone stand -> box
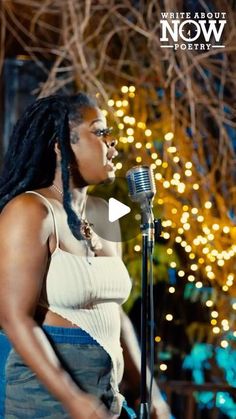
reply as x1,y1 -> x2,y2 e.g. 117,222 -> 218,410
138,206 -> 162,419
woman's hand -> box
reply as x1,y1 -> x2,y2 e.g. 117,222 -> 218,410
150,398 -> 170,419
68,392 -> 112,419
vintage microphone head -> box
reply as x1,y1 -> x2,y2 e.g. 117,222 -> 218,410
126,165 -> 156,209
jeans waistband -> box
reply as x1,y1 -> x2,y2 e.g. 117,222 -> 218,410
42,325 -> 99,345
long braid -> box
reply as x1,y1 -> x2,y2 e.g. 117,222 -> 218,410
0,93 -> 97,241
53,106 -> 83,240
0,106 -> 56,207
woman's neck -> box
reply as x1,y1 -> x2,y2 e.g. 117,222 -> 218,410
52,172 -> 88,216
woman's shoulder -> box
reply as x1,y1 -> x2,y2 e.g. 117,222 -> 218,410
0,192 -> 52,233
0,192 -> 53,268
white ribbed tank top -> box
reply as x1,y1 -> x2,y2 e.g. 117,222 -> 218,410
26,191 -> 132,415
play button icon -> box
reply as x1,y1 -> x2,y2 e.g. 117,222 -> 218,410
108,198 -> 131,222
86,175 -> 160,242
87,176 -> 143,242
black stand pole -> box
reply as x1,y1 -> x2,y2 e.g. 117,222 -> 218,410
138,231 -> 149,419
138,216 -> 162,419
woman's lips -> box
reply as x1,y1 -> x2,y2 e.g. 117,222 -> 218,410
105,160 -> 116,171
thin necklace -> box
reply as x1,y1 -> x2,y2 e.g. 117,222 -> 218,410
51,183 -> 63,196
50,183 -> 95,247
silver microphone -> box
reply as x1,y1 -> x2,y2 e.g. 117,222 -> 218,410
126,165 -> 156,210
126,165 -> 156,249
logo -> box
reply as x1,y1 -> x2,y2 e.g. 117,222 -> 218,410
160,12 -> 226,50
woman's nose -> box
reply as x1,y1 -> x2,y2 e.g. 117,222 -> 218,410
105,138 -> 118,148
106,139 -> 118,159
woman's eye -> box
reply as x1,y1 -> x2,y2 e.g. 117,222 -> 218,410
92,128 -> 113,138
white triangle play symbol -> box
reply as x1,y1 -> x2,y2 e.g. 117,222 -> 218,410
108,198 -> 131,222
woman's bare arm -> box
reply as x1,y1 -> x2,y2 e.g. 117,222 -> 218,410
0,195 -> 110,419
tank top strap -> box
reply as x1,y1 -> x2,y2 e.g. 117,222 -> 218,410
25,191 -> 59,249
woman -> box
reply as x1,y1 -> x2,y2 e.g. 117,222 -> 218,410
0,93 -> 170,418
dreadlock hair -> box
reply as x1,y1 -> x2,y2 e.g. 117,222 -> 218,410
0,93 -> 97,240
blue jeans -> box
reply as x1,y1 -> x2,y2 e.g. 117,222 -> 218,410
2,326 -> 136,418
0,330 -> 12,418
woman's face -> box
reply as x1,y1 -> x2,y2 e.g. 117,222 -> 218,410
69,107 -> 118,186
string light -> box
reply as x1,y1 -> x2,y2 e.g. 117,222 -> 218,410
137,122 -> 146,129
116,110 -> 124,117
185,245 -> 192,252
205,201 -> 212,209
145,129 -> 152,137
162,232 -> 170,239
163,181 -> 170,188
185,162 -> 192,169
164,132 -> 174,141
123,116 -> 130,124
207,272 -> 215,280
178,270 -> 185,277
167,146 -> 177,153
127,128 -> 134,135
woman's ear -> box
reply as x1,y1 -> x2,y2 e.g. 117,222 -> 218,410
54,141 -> 61,156
54,142 -> 62,167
